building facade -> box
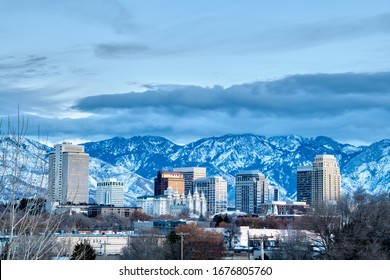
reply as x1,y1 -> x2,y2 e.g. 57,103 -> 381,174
88,205 -> 142,218
272,187 -> 280,202
137,186 -> 207,217
154,171 -> 185,196
297,154 -> 341,209
173,167 -> 207,194
47,143 -> 89,207
260,201 -> 309,216
96,179 -> 124,207
193,176 -> 227,215
88,206 -> 142,218
235,170 -> 269,215
296,166 -> 313,206
311,154 -> 341,209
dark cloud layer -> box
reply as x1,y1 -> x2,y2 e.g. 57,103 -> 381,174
3,71 -> 389,146
74,72 -> 390,117
48,71 -> 389,146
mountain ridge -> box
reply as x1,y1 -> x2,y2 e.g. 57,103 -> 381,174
82,133 -> 386,205
1,134 -> 389,207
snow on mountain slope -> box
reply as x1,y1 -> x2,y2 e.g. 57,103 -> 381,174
2,134 -> 388,207
83,134 -> 387,205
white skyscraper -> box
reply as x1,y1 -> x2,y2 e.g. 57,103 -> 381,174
311,154 -> 341,209
96,178 -> 124,207
193,176 -> 227,215
47,142 -> 89,207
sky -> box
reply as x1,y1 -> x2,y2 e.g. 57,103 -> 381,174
1,0 -> 390,147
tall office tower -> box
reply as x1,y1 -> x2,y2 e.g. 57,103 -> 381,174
154,171 -> 185,196
311,154 -> 341,209
235,170 -> 269,214
48,142 -> 89,206
272,187 -> 280,202
173,167 -> 207,194
96,178 -> 124,207
297,166 -> 313,206
193,176 -> 227,215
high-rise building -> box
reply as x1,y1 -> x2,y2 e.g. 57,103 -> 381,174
272,187 -> 280,202
96,178 -> 124,207
173,167 -> 206,194
297,166 -> 313,206
193,176 -> 227,215
154,171 -> 185,196
296,155 -> 341,209
48,142 -> 89,206
311,154 -> 341,209
235,170 -> 269,214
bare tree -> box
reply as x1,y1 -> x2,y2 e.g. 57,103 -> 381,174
280,230 -> 313,260
175,224 -> 226,260
223,222 -> 240,250
120,229 -> 167,260
0,113 -> 69,259
60,213 -> 94,232
164,230 -> 181,260
301,189 -> 390,260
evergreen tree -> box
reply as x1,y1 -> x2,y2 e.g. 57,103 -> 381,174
213,215 -> 224,227
70,242 -> 96,260
165,231 -> 181,259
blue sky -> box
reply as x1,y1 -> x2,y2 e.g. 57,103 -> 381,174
1,0 -> 390,146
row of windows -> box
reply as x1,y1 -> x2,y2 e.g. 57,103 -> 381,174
97,182 -> 124,187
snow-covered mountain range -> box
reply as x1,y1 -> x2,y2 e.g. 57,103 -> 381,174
83,134 -> 390,205
2,134 -> 389,206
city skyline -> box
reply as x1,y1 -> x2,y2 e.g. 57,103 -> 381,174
1,1 -> 390,146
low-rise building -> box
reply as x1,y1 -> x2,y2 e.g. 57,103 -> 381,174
259,201 -> 309,217
87,206 -> 142,218
137,186 -> 207,217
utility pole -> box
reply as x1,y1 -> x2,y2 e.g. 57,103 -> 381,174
261,238 -> 264,261
100,235 -> 112,260
250,234 -> 270,260
247,230 -> 251,260
177,232 -> 189,260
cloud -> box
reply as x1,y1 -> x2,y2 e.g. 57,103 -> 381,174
0,55 -> 48,70
27,100 -> 390,147
73,72 -> 390,118
251,12 -> 390,52
92,11 -> 390,59
95,43 -> 150,58
0,84 -> 77,119
0,54 -> 96,85
1,0 -> 135,34
0,55 -> 62,85
39,71 -> 386,146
